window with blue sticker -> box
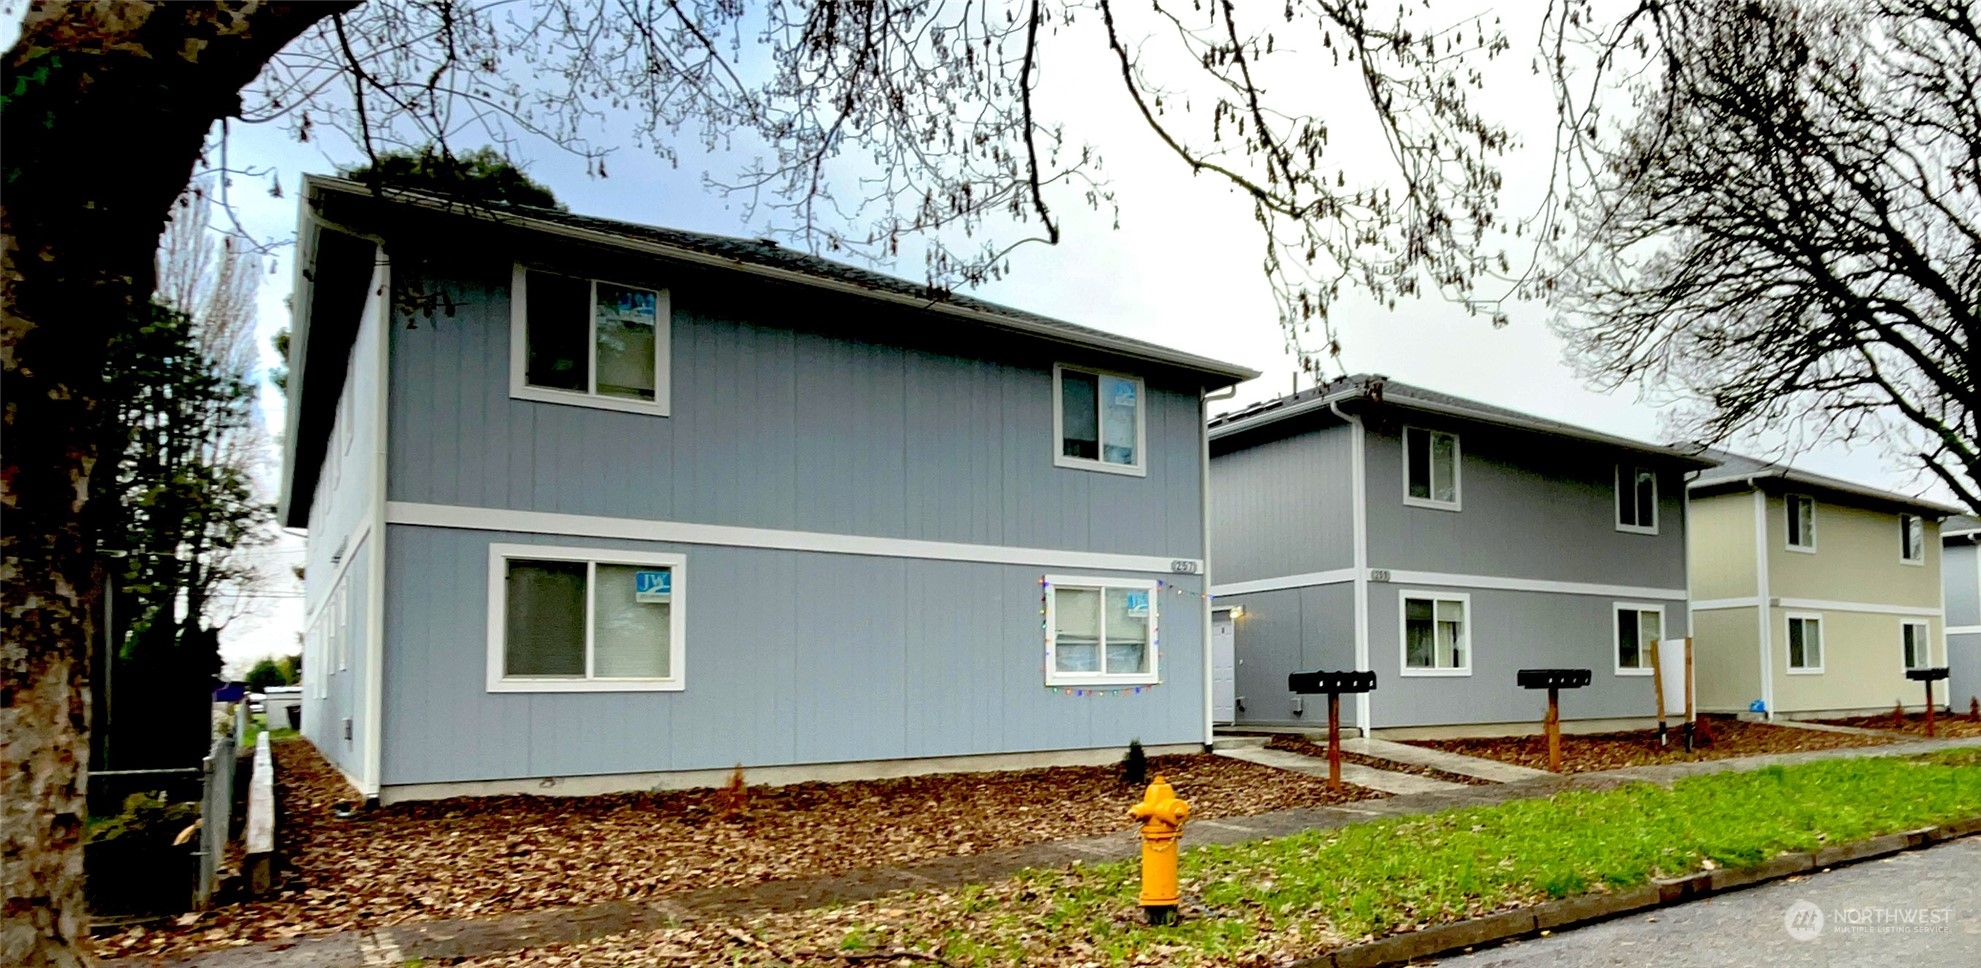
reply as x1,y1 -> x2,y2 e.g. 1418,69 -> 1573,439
1045,576 -> 1159,685
1055,365 -> 1145,474
517,266 -> 669,414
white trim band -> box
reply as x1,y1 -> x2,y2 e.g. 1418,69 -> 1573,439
386,502 -> 1201,575
1211,568 -> 1358,597
1693,597 -> 1762,611
1771,598 -> 1941,618
1948,625 -> 1981,636
1376,569 -> 1689,602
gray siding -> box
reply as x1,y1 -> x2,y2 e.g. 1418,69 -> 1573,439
1366,583 -> 1690,728
1215,583 -> 1355,726
386,263 -> 1205,559
1949,632 -> 1981,712
1209,423 -> 1356,583
1363,423 -> 1689,589
301,261 -> 383,783
380,525 -> 1206,786
1946,542 -> 1979,627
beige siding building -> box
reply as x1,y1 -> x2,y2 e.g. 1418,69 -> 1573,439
1688,454 -> 1959,718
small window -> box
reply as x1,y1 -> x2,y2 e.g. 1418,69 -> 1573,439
1785,495 -> 1816,551
1901,621 -> 1930,672
512,266 -> 670,415
487,545 -> 686,692
1899,514 -> 1925,564
1401,592 -> 1470,675
1787,615 -> 1823,673
1404,427 -> 1461,510
1045,576 -> 1158,685
1616,466 -> 1658,534
1053,365 -> 1145,475
1615,604 -> 1663,674
335,585 -> 348,672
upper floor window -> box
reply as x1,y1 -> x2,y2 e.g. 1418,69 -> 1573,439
1403,427 -> 1461,510
1900,514 -> 1925,564
1785,494 -> 1817,552
1616,465 -> 1658,534
1901,620 -> 1930,672
1054,365 -> 1144,476
487,543 -> 686,693
1044,576 -> 1158,685
510,266 -> 671,416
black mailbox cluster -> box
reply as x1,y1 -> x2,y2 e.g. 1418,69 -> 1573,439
1516,668 -> 1592,690
1288,670 -> 1378,695
1905,667 -> 1950,682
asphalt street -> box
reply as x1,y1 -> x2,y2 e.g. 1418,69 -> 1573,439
1430,837 -> 1981,967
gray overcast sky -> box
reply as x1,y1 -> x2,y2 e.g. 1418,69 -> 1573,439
3,3 -> 1955,667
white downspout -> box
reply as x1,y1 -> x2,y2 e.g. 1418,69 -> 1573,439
362,255 -> 392,800
1330,399 -> 1371,735
1202,384 -> 1236,749
1751,486 -> 1774,720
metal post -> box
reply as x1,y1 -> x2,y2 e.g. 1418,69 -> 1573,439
1326,692 -> 1342,790
1546,687 -> 1562,773
1925,679 -> 1936,738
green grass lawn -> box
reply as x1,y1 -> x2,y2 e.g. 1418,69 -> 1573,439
863,749 -> 1981,966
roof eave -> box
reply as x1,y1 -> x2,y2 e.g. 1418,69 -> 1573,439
301,175 -> 1260,386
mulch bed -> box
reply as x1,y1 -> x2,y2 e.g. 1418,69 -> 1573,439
1263,734 -> 1493,786
100,738 -> 1376,959
1401,716 -> 1895,774
1812,710 -> 1981,740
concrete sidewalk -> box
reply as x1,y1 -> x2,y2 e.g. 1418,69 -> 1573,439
1341,736 -> 1553,783
127,734 -> 1981,968
1214,745 -> 1471,795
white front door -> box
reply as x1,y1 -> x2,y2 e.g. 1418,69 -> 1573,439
1212,613 -> 1237,723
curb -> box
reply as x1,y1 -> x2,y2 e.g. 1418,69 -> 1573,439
1284,817 -> 1979,968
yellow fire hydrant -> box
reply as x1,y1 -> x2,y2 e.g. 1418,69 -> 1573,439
1129,774 -> 1190,925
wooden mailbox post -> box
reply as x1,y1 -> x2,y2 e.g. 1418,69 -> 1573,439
1517,668 -> 1592,773
1906,667 -> 1950,737
1287,670 -> 1378,789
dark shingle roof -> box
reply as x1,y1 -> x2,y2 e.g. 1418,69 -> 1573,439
1689,449 -> 1964,515
1209,373 -> 1714,465
304,175 -> 1257,383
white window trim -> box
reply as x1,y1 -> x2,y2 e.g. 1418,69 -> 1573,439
1899,619 -> 1932,673
1615,465 -> 1659,535
1051,364 -> 1148,478
1785,494 -> 1817,553
1401,426 -> 1462,511
1899,514 -> 1925,565
1043,574 -> 1160,686
1613,602 -> 1664,676
336,585 -> 349,672
509,264 -> 672,417
1398,589 -> 1472,677
485,542 -> 687,693
1785,612 -> 1824,674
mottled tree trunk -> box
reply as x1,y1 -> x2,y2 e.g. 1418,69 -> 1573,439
1,5 -> 346,963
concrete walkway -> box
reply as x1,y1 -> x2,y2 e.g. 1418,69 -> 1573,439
1341,736 -> 1553,783
1215,745 -> 1470,795
128,734 -> 1981,968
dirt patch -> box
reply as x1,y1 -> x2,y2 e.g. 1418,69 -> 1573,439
101,738 -> 1377,958
1401,716 -> 1895,774
1812,710 -> 1981,739
1263,734 -> 1493,785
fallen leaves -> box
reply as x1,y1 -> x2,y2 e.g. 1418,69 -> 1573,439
1403,716 -> 1894,773
102,739 -> 1375,959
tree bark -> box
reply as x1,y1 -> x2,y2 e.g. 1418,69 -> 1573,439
2,4 -> 349,963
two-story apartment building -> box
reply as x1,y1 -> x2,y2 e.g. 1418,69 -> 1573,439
1688,455 -> 1957,718
1941,515 -> 1979,710
280,175 -> 1255,804
1207,375 -> 1713,735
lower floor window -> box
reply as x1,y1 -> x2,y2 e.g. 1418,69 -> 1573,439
489,544 -> 685,691
1788,615 -> 1823,672
1901,621 -> 1930,672
1045,576 -> 1158,685
1402,592 -> 1470,674
1614,604 -> 1664,673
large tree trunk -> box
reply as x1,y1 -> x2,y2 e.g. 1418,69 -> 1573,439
1,4 -> 347,963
